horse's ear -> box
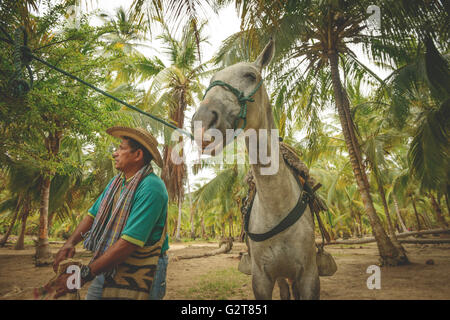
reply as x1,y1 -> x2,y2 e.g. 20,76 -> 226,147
254,38 -> 275,71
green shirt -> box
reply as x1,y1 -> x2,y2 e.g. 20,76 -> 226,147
88,172 -> 169,253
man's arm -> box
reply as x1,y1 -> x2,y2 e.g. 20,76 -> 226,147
53,238 -> 139,298
53,215 -> 94,272
87,238 -> 139,278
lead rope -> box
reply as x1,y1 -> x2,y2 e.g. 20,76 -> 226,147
2,27 -> 194,140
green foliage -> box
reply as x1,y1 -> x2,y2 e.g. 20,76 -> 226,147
0,0 -> 448,245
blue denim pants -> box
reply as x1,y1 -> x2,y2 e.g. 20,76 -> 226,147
85,253 -> 169,300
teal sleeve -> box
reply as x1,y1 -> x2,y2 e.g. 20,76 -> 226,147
121,188 -> 167,247
88,178 -> 114,217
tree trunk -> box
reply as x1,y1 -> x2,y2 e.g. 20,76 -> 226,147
189,207 -> 196,239
211,225 -> 215,238
328,52 -> 408,266
14,197 -> 30,250
186,174 -> 196,239
430,194 -> 448,228
174,239 -> 233,260
175,195 -> 182,242
350,209 -> 358,238
421,211 -> 433,229
239,213 -> 245,242
48,211 -> 55,234
200,216 -> 207,239
171,222 -> 177,238
445,191 -> 450,218
35,174 -> 53,266
35,130 -> 62,266
411,197 -> 422,231
393,194 -> 408,232
319,228 -> 450,245
0,195 -> 22,247
377,181 -> 406,254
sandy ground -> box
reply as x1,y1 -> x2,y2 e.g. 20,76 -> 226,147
0,239 -> 449,300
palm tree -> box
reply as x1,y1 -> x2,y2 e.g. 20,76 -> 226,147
353,92 -> 407,252
379,38 -> 449,203
216,0 -> 418,265
129,0 -> 217,60
142,18 -> 212,241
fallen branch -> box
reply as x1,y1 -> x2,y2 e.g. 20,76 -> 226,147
395,228 -> 450,238
317,228 -> 450,246
398,239 -> 450,244
171,239 -> 233,260
49,241 -> 66,245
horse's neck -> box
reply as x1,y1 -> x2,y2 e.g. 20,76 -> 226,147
246,104 -> 300,218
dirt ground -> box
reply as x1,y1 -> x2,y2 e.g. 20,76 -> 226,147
0,238 -> 449,300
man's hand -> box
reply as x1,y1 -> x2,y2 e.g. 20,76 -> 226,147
52,215 -> 94,272
53,245 -> 76,273
51,272 -> 77,299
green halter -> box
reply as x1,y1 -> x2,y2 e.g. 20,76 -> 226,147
202,79 -> 263,132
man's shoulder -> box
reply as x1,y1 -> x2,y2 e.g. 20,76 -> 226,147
138,172 -> 168,199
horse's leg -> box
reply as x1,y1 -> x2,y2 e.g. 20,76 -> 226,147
277,278 -> 290,300
292,266 -> 320,300
252,270 -> 275,300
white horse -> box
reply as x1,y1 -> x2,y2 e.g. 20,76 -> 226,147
192,40 -> 320,299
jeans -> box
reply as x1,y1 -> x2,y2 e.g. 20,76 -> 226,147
85,253 -> 169,300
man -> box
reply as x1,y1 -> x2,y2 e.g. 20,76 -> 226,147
52,126 -> 169,300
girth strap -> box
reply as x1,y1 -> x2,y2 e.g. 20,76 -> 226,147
244,174 -> 311,242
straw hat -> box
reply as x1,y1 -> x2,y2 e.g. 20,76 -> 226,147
106,126 -> 163,168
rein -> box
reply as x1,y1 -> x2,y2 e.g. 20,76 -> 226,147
202,79 -> 263,132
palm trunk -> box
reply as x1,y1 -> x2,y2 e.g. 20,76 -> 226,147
430,194 -> 448,228
445,192 -> 450,218
328,53 -> 407,266
189,207 -> 196,239
162,92 -> 187,242
15,197 -> 30,250
411,197 -> 422,231
0,195 -> 22,247
186,174 -> 196,239
175,195 -> 182,242
201,216 -> 207,239
172,222 -> 177,238
421,211 -> 433,229
356,211 -> 363,237
221,222 -> 225,238
377,182 -> 406,253
35,131 -> 61,266
393,194 -> 408,232
35,174 -> 53,265
48,211 -> 55,233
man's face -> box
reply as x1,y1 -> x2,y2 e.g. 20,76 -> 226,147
112,138 -> 140,172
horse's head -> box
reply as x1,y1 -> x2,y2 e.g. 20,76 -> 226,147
192,39 -> 275,153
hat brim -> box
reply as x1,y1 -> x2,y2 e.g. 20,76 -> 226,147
106,126 -> 163,168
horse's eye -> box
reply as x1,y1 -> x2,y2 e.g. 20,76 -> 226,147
244,72 -> 256,80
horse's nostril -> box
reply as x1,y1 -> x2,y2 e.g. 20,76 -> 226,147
209,110 -> 219,128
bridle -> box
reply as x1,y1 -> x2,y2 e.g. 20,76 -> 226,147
202,79 -> 264,133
